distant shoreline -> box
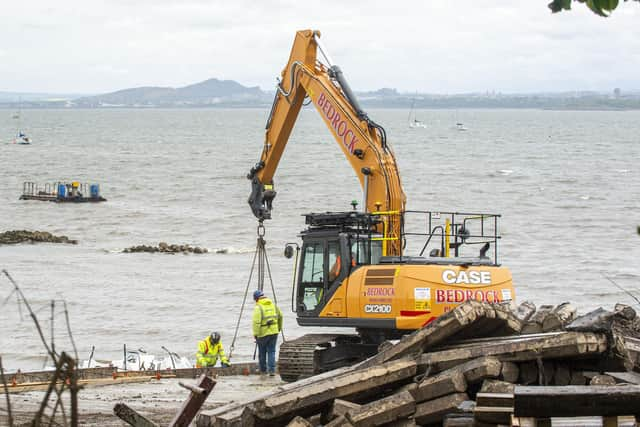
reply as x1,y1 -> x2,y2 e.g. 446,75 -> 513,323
1,104 -> 639,111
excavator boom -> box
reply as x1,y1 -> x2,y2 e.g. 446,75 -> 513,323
248,30 -> 406,256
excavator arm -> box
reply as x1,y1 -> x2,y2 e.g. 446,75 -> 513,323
247,30 -> 406,255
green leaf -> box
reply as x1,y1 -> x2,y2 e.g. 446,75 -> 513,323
597,0 -> 620,11
549,0 -> 572,12
587,0 -> 610,16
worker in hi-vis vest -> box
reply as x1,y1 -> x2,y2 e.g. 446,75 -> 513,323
196,332 -> 230,368
252,290 -> 283,376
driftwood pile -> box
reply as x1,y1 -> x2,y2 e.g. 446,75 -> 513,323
197,300 -> 640,427
0,230 -> 77,245
123,242 -> 209,254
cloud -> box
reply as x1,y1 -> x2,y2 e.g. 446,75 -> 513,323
0,0 -> 638,93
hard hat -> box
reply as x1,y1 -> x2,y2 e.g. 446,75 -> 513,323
210,332 -> 220,343
253,290 -> 264,301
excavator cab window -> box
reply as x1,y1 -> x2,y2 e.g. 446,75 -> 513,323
350,235 -> 383,266
298,237 -> 347,315
300,241 -> 325,312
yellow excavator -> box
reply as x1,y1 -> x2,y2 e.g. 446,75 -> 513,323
247,30 -> 516,382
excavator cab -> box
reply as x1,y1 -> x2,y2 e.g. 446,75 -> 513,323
293,212 -> 382,317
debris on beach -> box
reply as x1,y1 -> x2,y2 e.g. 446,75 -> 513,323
0,230 -> 78,245
123,242 -> 209,254
197,300 -> 640,426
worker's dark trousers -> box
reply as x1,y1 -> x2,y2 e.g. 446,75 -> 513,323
257,334 -> 278,374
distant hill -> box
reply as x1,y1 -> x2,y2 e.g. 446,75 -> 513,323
73,78 -> 270,107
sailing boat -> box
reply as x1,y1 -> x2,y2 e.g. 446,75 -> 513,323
408,98 -> 427,129
12,109 -> 31,145
454,110 -> 467,131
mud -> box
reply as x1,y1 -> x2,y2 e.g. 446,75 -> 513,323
1,375 -> 282,426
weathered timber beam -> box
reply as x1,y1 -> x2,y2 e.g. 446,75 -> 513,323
419,332 -> 608,372
605,371 -> 640,385
114,403 -> 159,427
169,374 -> 216,427
329,399 -> 362,419
198,365 -> 359,426
286,416 -> 314,427
344,390 -> 415,427
514,385 -> 640,417
412,369 -> 467,403
542,302 -> 577,332
252,358 -> 417,421
414,393 -> 469,425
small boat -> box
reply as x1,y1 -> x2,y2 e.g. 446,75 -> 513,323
11,109 -> 32,144
455,122 -> 467,131
14,131 -> 31,145
408,97 -> 427,129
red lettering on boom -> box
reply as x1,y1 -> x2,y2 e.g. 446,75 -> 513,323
315,91 -> 358,154
318,93 -> 326,108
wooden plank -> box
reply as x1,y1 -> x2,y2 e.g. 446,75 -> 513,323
419,332 -> 608,372
169,374 -> 215,427
515,301 -> 537,323
385,419 -> 416,427
458,356 -> 502,384
324,415 -> 353,427
114,403 -> 160,427
443,413 -> 475,427
473,405 -> 513,424
500,361 -> 519,383
414,393 -> 469,425
251,358 -> 417,422
6,374 -> 163,393
198,365 -> 360,426
605,371 -> 640,385
476,392 -> 514,408
480,380 -> 515,394
329,399 -> 362,419
412,369 -> 467,403
202,406 -> 254,427
569,370 -> 588,385
553,362 -> 571,386
287,416 -> 314,427
345,390 -> 415,426
8,362 -> 257,386
542,302 -> 577,332
624,336 -> 640,369
590,374 -> 617,385
513,385 -> 640,417
521,305 -> 554,334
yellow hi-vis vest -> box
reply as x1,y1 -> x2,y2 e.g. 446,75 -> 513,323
196,336 -> 229,367
252,297 -> 283,338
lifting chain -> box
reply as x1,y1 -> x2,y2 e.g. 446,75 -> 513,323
228,221 -> 285,359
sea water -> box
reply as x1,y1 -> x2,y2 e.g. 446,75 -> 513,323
0,108 -> 638,371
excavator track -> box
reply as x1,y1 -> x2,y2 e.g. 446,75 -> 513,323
277,333 -> 378,382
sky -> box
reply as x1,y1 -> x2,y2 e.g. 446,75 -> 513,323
1,0 -> 639,94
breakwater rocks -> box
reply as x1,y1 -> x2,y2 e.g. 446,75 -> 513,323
123,242 -> 209,254
0,230 -> 78,245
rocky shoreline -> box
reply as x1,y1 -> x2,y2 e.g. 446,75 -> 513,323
123,242 -> 209,254
0,230 -> 78,245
